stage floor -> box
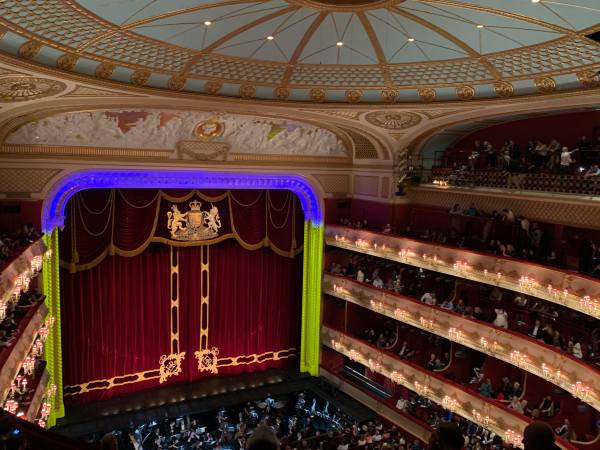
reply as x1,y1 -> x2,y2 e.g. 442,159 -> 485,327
54,370 -> 376,438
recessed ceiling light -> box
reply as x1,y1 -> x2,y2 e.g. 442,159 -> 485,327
204,20 -> 212,26
476,24 -> 484,29
408,37 -> 415,42
531,0 -> 541,3
336,41 -> 344,47
267,35 -> 274,40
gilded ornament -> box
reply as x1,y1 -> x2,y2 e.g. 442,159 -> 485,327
456,85 -> 475,100
166,200 -> 222,241
158,352 -> 186,383
345,90 -> 362,103
168,75 -> 186,91
195,347 -> 220,374
18,41 -> 42,60
239,84 -> 256,99
310,88 -> 326,102
56,53 -> 78,71
0,76 -> 66,102
130,70 -> 151,86
364,111 -> 422,130
95,62 -> 116,79
534,77 -> 556,93
193,119 -> 226,140
494,82 -> 514,98
381,88 -> 399,103
0,27 -> 7,41
204,81 -> 222,95
418,87 -> 436,102
576,70 -> 599,88
274,86 -> 291,100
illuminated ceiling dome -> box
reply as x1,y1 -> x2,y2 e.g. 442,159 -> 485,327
0,0 -> 599,102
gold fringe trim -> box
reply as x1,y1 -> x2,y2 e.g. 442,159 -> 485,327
61,189 -> 302,273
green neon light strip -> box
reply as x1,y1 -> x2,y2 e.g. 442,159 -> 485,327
42,230 -> 64,427
300,221 -> 324,376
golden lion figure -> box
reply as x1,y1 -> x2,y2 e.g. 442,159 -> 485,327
167,205 -> 188,238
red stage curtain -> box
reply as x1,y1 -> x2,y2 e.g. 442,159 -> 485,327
60,189 -> 303,272
61,244 -> 172,403
60,190 -> 303,404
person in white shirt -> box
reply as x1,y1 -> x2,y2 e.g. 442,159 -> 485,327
372,277 -> 384,289
560,147 -> 577,174
493,308 -> 508,328
420,292 -> 436,306
572,340 -> 583,359
356,269 -> 365,283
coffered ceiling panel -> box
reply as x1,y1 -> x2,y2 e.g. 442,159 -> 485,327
0,0 -> 598,102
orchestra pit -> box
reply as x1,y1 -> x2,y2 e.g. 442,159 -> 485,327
0,2 -> 599,450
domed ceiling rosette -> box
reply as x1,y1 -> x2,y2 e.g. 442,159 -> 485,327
0,0 -> 598,102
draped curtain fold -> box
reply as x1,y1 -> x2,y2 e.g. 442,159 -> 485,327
60,189 -> 303,272
59,189 -> 303,404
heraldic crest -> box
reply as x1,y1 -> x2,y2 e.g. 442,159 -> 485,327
167,200 -> 222,241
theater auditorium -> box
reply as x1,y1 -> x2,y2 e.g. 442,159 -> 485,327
0,1 -> 599,449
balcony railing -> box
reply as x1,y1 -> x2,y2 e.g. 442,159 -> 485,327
326,225 -> 600,319
322,326 -> 575,450
0,238 -> 47,306
324,273 -> 600,412
429,169 -> 600,196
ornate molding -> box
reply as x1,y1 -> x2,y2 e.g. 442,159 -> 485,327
95,62 -> 116,79
42,169 -> 324,232
534,77 -> 556,94
168,75 -> 187,91
418,87 -> 436,102
205,81 -> 222,95
130,70 -> 151,87
364,111 -> 422,130
310,88 -> 326,102
345,89 -> 362,103
456,85 -> 475,100
18,41 -> 41,60
56,53 -> 78,72
0,77 -> 66,102
494,81 -> 514,98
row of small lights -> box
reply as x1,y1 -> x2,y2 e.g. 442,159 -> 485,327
329,336 -> 524,448
1,248 -> 53,321
330,280 -> 596,406
332,234 -> 600,318
3,315 -> 55,420
198,16 -> 517,46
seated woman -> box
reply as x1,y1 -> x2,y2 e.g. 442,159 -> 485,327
555,419 -> 572,440
478,378 -> 493,397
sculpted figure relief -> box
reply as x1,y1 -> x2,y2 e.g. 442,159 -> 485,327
6,109 -> 348,157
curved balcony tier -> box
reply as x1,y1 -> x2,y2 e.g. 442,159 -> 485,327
324,273 -> 600,412
322,326 -> 576,450
326,226 -> 600,319
0,238 -> 47,304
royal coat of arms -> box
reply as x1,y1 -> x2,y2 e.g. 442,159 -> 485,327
167,200 -> 222,241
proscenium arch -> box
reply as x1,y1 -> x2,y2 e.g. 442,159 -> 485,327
41,168 -> 325,426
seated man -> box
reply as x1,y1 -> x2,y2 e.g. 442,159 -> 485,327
584,163 -> 600,178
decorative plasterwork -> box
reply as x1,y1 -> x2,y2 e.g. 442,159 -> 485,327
0,168 -> 61,194
0,1 -> 598,102
0,76 -> 66,102
5,109 -> 348,157
60,85 -> 144,98
42,169 -> 324,232
365,111 -> 422,130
